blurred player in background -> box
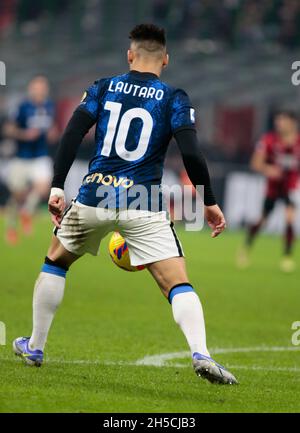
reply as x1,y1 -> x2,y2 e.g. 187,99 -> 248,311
3,75 -> 58,244
238,110 -> 300,272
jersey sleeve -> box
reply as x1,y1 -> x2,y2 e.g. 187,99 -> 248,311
77,80 -> 101,119
169,89 -> 196,134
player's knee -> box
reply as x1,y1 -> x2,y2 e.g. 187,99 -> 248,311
149,263 -> 190,298
47,236 -> 79,269
285,207 -> 295,224
152,268 -> 167,289
160,277 -> 192,299
151,269 -> 182,293
34,182 -> 50,198
14,191 -> 26,202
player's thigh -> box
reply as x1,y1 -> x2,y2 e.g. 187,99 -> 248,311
118,210 -> 184,267
55,201 -> 115,256
147,257 -> 189,299
33,180 -> 50,197
31,157 -> 52,196
6,158 -> 30,194
47,235 -> 81,268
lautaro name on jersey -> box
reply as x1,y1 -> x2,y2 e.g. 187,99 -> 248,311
107,79 -> 165,101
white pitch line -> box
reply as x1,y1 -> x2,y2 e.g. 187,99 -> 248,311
147,363 -> 300,373
1,346 -> 299,374
1,356 -> 131,367
135,346 -> 300,367
226,365 -> 300,373
2,357 -> 300,373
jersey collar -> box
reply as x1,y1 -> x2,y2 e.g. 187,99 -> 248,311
129,70 -> 159,80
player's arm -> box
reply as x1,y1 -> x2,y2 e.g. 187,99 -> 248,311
170,88 -> 225,238
47,123 -> 60,145
49,81 -> 100,227
175,129 -> 226,238
46,103 -> 61,145
250,139 -> 282,179
49,108 -> 95,227
3,120 -> 41,141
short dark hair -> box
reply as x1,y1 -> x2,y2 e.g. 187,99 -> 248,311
129,24 -> 166,47
274,110 -> 298,121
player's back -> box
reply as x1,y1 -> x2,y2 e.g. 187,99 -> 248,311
77,70 -> 195,207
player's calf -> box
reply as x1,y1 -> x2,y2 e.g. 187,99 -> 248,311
168,283 -> 238,385
13,250 -> 74,366
149,258 -> 239,385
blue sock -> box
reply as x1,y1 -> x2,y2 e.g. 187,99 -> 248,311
41,257 -> 68,278
168,283 -> 194,304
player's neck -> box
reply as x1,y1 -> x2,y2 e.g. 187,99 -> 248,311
30,97 -> 46,105
129,63 -> 162,77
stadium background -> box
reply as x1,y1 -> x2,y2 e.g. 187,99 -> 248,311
1,0 -> 300,233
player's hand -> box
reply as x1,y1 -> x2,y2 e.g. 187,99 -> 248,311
48,188 -> 65,228
2,122 -> 17,137
264,164 -> 282,179
47,125 -> 60,144
205,204 -> 226,238
23,128 -> 41,141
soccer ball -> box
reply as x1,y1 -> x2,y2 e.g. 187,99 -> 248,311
108,232 -> 145,272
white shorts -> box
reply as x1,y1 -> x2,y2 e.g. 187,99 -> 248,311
55,201 -> 184,266
7,156 -> 53,192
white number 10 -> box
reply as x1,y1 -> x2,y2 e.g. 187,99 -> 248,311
101,101 -> 153,161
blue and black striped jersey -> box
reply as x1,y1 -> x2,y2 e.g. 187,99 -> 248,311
15,99 -> 55,159
76,70 -> 195,207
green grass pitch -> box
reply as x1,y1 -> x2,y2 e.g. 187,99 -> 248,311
0,215 -> 300,413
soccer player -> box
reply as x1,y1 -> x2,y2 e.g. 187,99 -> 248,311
13,24 -> 237,385
3,75 -> 58,244
238,110 -> 300,272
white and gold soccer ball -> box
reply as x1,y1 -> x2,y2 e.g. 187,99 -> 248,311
108,232 -> 145,272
